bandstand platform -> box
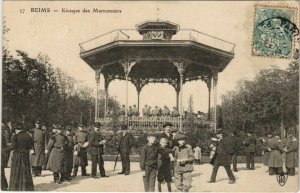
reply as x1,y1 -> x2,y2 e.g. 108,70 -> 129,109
79,20 -> 235,132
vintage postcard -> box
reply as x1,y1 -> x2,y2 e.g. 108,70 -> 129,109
1,1 -> 299,192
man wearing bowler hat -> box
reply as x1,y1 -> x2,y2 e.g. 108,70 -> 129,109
118,124 -> 134,175
88,123 -> 109,178
243,130 -> 257,170
159,122 -> 173,148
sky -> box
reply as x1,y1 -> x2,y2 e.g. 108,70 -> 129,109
3,1 -> 298,113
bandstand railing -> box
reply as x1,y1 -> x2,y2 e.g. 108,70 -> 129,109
79,29 -> 236,54
96,116 -> 213,132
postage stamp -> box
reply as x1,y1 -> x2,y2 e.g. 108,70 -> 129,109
252,5 -> 299,58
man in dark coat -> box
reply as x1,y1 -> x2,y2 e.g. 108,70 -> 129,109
261,131 -> 273,167
2,124 -> 12,168
267,132 -> 284,175
9,122 -> 34,191
243,131 -> 257,170
1,126 -> 8,191
208,131 -> 236,184
64,127 -> 74,181
284,131 -> 298,176
46,125 -> 68,184
118,124 -> 134,175
159,123 -> 173,148
229,131 -> 239,172
88,123 -> 109,178
42,123 -> 51,170
31,119 -> 46,177
72,124 -> 89,177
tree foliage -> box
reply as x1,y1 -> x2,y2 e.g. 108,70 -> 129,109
220,58 -> 299,136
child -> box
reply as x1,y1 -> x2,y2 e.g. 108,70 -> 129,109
193,143 -> 201,165
157,138 -> 174,192
174,133 -> 194,192
140,132 -> 159,192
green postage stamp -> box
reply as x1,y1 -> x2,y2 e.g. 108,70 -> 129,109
252,5 -> 299,58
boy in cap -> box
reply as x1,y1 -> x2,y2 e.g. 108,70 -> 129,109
140,132 -> 159,192
157,138 -> 174,192
173,133 -> 194,192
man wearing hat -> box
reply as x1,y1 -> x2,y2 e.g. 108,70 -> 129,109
159,123 -> 173,148
267,131 -> 284,175
243,131 -> 257,170
284,130 -> 298,176
64,127 -> 74,181
31,119 -> 46,177
88,123 -> 109,178
46,125 -> 68,184
208,130 -> 236,184
72,124 -> 89,177
173,133 -> 194,192
118,124 -> 134,175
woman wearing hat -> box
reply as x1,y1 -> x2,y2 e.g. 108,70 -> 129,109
9,122 -> 34,191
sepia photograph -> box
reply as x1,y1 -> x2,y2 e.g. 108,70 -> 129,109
1,1 -> 299,192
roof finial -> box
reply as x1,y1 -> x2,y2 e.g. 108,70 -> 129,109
156,7 -> 160,21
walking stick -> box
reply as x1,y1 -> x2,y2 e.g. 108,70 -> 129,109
113,153 -> 119,172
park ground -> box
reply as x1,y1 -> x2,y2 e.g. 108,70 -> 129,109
4,162 -> 298,192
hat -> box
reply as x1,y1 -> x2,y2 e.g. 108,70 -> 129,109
78,124 -> 83,128
13,122 -> 24,130
121,124 -> 128,130
94,123 -> 102,129
147,131 -> 157,137
174,133 -> 186,140
163,122 -> 173,128
41,122 -> 47,126
35,119 -> 41,124
171,127 -> 178,132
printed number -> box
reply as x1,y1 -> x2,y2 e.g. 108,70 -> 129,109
20,9 -> 25,14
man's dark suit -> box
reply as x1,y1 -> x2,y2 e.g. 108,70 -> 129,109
88,131 -> 106,177
244,135 -> 257,170
210,137 -> 236,182
118,132 -> 134,174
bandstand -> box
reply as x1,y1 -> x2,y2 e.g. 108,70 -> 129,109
79,20 -> 235,132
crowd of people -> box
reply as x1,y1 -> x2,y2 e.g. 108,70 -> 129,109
207,128 -> 298,184
1,119 -> 298,192
108,104 -> 207,119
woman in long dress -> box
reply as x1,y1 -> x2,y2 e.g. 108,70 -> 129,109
9,122 -> 34,191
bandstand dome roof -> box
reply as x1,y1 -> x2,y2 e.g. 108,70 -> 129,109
79,20 -> 235,91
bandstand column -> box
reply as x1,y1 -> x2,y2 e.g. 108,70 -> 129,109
174,60 -> 185,132
206,76 -> 212,121
95,70 -> 101,121
121,60 -> 136,121
176,89 -> 180,109
104,87 -> 108,118
137,90 -> 141,113
212,71 -> 218,133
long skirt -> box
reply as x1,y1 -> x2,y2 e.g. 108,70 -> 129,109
9,151 -> 34,191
